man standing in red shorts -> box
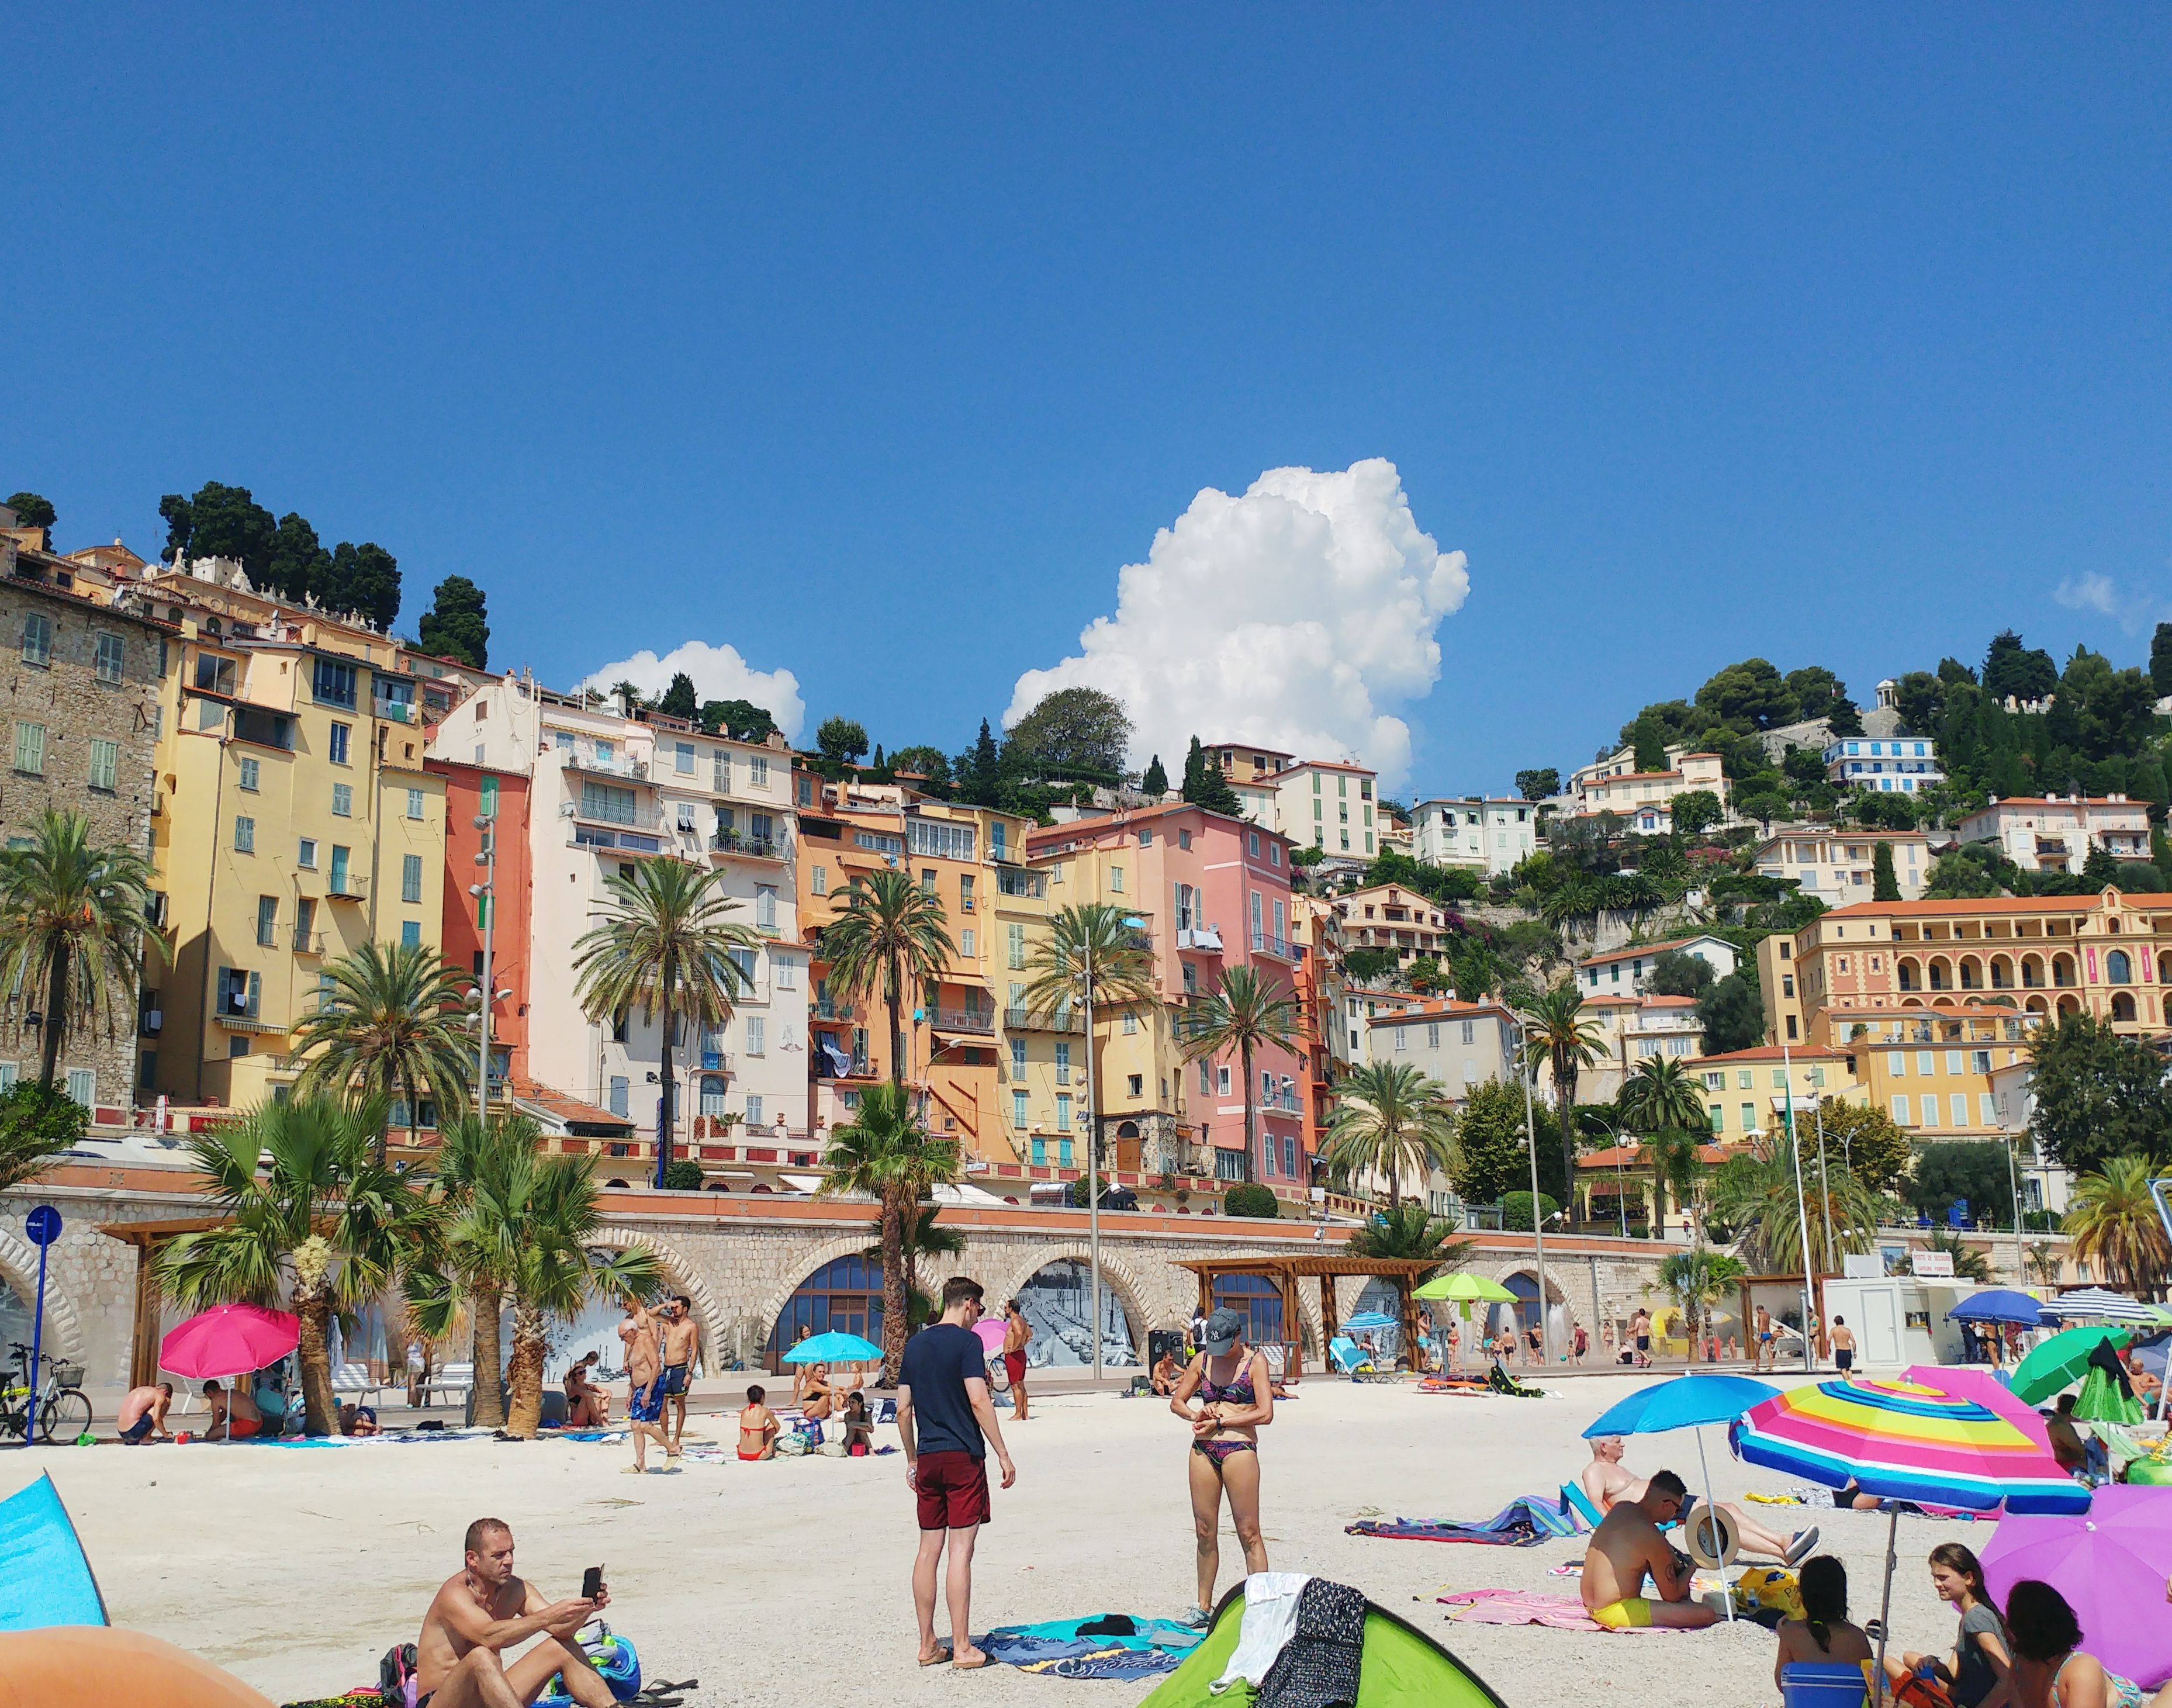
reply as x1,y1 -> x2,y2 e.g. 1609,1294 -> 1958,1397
898,1275 -> 1017,1669
1001,1298 -> 1032,1422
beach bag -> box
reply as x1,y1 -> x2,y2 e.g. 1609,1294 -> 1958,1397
378,1641 -> 420,1708
774,1430 -> 811,1457
1732,1567 -> 1804,1626
817,1439 -> 847,1457
1890,1672 -> 1954,1708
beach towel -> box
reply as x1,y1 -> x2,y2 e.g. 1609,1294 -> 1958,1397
982,1615 -> 1205,1672
1346,1496 -> 1583,1547
1438,1589 -> 1690,1634
1021,1647 -> 1188,1679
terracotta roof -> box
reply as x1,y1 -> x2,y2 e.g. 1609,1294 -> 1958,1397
1689,1046 -> 1848,1064
1024,801 -> 1274,848
1577,935 -> 1729,968
1820,893 -> 2172,918
508,1076 -> 635,1134
1963,797 -> 2145,810
1367,998 -> 1514,1025
1580,1142 -> 1738,1169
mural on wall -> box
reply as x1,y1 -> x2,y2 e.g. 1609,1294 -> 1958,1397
1017,1258 -> 1137,1368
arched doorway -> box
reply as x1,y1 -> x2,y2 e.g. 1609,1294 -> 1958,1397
1350,1277 -> 1404,1361
1210,1273 -> 1285,1350
1016,1258 -> 1139,1368
766,1254 -> 885,1372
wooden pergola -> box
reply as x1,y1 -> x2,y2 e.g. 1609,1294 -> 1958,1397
1175,1254 -> 1443,1375
96,1216 -> 230,1389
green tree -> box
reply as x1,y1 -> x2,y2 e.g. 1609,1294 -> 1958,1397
818,1081 -> 962,1381
1654,1248 -> 1748,1349
655,672 -> 697,721
1006,687 -> 1132,777
2152,624 -> 2172,699
1515,768 -> 1560,801
1181,965 -> 1301,1185
0,1082 -> 88,1195
1451,1077 -> 1557,1204
1222,1183 -> 1278,1218
2026,1012 -> 2172,1174
1324,1062 -> 1458,1209
1501,1191 -> 1559,1232
1981,631 -> 2059,702
1617,1056 -> 1714,1235
1784,666 -> 1844,722
1343,946 -> 1398,984
1873,842 -> 1901,901
1710,1143 -> 1880,1275
1180,736 -> 1243,815
320,540 -> 401,628
2083,843 -> 2119,888
161,482 -> 276,578
1907,1140 -> 2020,1226
4,492 -> 55,531
1669,791 -> 1723,836
0,809 -> 162,1091
158,1097 -> 431,1436
1804,1097 -> 1914,1197
1694,658 -> 1797,729
1892,671 -> 1947,737
290,941 -> 473,1165
821,868 -> 954,1087
572,857 -> 759,1179
862,1201 -> 966,1327
1517,983 -> 1603,1225
887,746 -> 953,789
1021,903 -> 1158,1146
264,511 -> 331,604
1632,711 -> 1669,774
1141,754 -> 1169,796
956,719 -> 1002,807
1648,950 -> 1717,1000
700,699 -> 779,742
1696,971 -> 1765,1054
419,1111 -> 527,1427
2064,1156 -> 2171,1295
817,716 -> 870,767
415,575 -> 489,669
1826,696 -> 1865,737
1344,1201 -> 1468,1277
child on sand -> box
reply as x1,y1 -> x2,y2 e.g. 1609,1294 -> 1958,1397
738,1385 -> 781,1461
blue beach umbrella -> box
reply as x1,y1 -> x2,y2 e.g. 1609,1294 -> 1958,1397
780,1331 -> 883,1365
1947,1289 -> 2052,1326
1342,1312 -> 1399,1332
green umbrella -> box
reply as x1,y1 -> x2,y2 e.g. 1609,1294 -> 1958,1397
2010,1323 -> 2132,1407
1414,1273 -> 1517,1304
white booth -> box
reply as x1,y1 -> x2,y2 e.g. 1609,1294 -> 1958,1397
1820,1272 -> 1977,1368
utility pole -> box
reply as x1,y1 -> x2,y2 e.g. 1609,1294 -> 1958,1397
1084,932 -> 1102,1383
1514,1019 -> 1553,1367
469,804 -> 497,1123
1779,1040 -> 1817,1374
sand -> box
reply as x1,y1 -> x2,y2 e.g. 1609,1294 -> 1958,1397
1,1372 -> 1995,1706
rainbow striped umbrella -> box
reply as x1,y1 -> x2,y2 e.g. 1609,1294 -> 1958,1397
1729,1371 -> 2091,1515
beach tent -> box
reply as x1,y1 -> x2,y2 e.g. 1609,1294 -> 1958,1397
0,1473 -> 106,1632
0,1628 -> 272,1708
1136,1581 -> 1507,1708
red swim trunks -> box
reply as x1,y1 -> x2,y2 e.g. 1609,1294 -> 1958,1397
914,1450 -> 991,1530
1004,1350 -> 1027,1387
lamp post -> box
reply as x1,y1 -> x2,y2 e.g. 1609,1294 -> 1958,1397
1082,928 -> 1102,1384
1613,1133 -> 1639,1239
1512,1017 -> 1553,1367
468,807 -> 497,1124
1779,1041 -> 1818,1374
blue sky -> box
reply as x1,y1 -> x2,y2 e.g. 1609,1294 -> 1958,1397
8,10 -> 2171,793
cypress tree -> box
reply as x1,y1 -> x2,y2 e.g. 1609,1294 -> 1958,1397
1142,753 -> 1169,796
1872,842 -> 1901,901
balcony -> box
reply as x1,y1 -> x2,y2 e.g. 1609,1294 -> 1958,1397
1006,1005 -> 1084,1033
292,931 -> 326,955
220,1012 -> 284,1035
573,797 -> 666,831
325,875 -> 368,901
1176,926 -> 1223,952
929,1007 -> 995,1035
814,999 -> 857,1022
995,869 -> 1047,900
1249,933 -> 1293,960
710,831 -> 784,860
699,1049 -> 734,1073
565,752 -> 649,782
374,699 -> 415,725
815,1045 -> 874,1080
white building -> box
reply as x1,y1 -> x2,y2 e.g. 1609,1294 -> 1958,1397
1753,826 -> 1935,903
1576,993 -> 1705,1104
1410,796 -> 1541,874
1822,735 -> 1945,793
429,676 -> 811,1154
1576,933 -> 1740,996
1363,998 -> 1520,1092
1203,745 -> 1381,861
1562,742 -> 1730,827
1203,741 -> 1293,828
1954,796 -> 2153,876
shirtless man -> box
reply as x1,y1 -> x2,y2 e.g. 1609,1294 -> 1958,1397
738,1385 -> 780,1460
1755,1306 -> 1775,1372
1583,1437 -> 1815,1564
1579,1468 -> 1719,1630
658,1295 -> 700,1456
617,1296 -> 669,1474
117,1381 -> 173,1444
1001,1299 -> 1031,1422
414,1517 -> 613,1708
1831,1316 -> 1858,1374
1630,1308 -> 1653,1369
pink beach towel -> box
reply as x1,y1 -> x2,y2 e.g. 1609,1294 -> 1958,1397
1438,1589 -> 1690,1633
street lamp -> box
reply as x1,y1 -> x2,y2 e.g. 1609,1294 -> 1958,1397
1510,1015 -> 1554,1367
468,809 -> 497,1126
1777,1040 -> 1818,1374
1613,1133 -> 1640,1239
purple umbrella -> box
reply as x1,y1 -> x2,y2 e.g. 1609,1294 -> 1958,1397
1981,1486 -> 2172,1690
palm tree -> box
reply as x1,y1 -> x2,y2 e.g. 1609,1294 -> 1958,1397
1710,1144 -> 1881,1276
1344,1201 -> 1471,1277
572,856 -> 759,1183
0,808 -> 162,1090
1654,1248 -> 1748,1351
1642,1128 -> 1711,1240
413,1111 -> 535,1429
1324,1062 -> 1458,1211
1516,983 -> 1605,1229
156,1097 -> 430,1435
291,941 -> 473,1165
1617,1056 -> 1713,1236
1180,965 -> 1302,1185
2024,1239 -> 2064,1289
863,1201 -> 967,1327
817,1081 -> 962,1381
2064,1157 -> 2171,1296
818,869 -> 954,1090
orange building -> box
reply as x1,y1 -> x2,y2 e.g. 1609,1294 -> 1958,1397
428,756 -> 532,1095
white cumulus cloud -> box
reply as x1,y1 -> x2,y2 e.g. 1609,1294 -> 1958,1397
580,640 -> 806,741
1005,458 -> 1467,790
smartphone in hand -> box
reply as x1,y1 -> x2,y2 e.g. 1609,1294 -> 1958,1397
581,1566 -> 604,1602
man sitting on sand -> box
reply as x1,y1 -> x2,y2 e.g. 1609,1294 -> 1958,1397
200,1379 -> 261,1440
1580,1468 -> 1719,1630
416,1517 -> 614,1707
1583,1437 -> 1817,1564
738,1385 -> 780,1460
1151,1350 -> 1181,1395
117,1381 -> 173,1444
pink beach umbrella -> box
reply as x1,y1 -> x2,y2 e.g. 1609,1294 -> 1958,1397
1981,1485 -> 2172,1691
161,1305 -> 300,1440
972,1317 -> 1008,1355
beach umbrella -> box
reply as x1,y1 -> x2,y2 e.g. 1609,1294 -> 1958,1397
1981,1486 -> 2172,1692
1731,1365 -> 2091,1688
2038,1288 -> 2172,1326
1946,1289 -> 2052,1326
779,1331 -> 882,1365
1413,1273 -> 1516,1304
1583,1374 -> 1781,1620
1342,1312 -> 1398,1332
2010,1324 -> 2132,1407
160,1304 -> 300,1444
971,1318 -> 1007,1354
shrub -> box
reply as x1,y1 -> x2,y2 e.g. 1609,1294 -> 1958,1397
1500,1191 -> 1561,1232
1223,1183 -> 1279,1219
660,1159 -> 705,1191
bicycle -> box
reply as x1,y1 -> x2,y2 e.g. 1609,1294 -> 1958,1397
0,1340 -> 92,1444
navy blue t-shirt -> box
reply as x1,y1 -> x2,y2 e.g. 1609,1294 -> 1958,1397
899,1322 -> 988,1459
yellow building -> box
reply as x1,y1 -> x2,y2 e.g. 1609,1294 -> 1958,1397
141,570 -> 447,1119
1691,1045 -> 1861,1140
1825,1002 -> 2040,1141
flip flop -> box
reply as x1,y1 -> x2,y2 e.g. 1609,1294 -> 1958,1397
1786,1524 -> 1821,1564
952,1655 -> 990,1671
919,1646 -> 954,1666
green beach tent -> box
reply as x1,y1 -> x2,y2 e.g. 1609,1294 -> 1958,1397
1137,1582 -> 1507,1708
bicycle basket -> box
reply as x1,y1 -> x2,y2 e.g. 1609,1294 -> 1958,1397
51,1364 -> 84,1391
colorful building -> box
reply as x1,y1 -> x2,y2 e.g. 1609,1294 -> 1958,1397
1824,1001 -> 2041,1142
427,756 -> 532,1093
1692,1045 -> 1859,1141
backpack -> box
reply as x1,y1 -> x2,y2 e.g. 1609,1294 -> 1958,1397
378,1642 -> 420,1708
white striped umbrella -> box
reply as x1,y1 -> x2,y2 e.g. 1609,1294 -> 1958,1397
2039,1288 -> 2172,1326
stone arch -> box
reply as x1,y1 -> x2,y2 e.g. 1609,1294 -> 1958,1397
0,1225 -> 87,1364
584,1224 -> 732,1378
1990,955 -> 2014,990
1958,955 -> 1983,990
750,1229 -> 891,1356
1491,1263 -> 1571,1306
1928,956 -> 1953,991
2112,991 -> 2138,1023
982,1243 -> 1166,1350
1897,956 -> 1923,993
2108,949 -> 2134,986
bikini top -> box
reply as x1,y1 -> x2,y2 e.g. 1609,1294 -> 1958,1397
1199,1357 -> 1257,1407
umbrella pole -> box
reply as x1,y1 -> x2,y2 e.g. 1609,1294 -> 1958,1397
1873,1505 -> 1897,1705
1693,1425 -> 1732,1623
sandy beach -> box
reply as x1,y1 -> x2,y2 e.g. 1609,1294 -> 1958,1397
1,1372 -> 1995,1707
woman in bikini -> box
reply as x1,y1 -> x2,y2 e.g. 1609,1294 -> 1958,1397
1168,1305 -> 1274,1629
2001,1578 -> 2165,1708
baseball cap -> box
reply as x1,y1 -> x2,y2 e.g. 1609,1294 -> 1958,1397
1199,1307 -> 1245,1356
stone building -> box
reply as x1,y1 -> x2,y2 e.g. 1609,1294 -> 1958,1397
0,510 -> 172,1122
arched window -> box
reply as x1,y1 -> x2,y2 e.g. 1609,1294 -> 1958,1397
2108,950 -> 2133,986
766,1255 -> 884,1369
2112,991 -> 2137,1022
1210,1273 -> 1285,1349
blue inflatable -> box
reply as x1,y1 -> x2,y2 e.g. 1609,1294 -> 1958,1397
537,1624 -> 640,1705
0,1472 -> 107,1632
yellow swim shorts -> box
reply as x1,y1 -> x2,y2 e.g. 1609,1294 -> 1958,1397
1590,1598 -> 1653,1630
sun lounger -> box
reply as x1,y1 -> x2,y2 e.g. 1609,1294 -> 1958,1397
423,1363 -> 473,1409
1329,1337 -> 1374,1375
330,1363 -> 385,1406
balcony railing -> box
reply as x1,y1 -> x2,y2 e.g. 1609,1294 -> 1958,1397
565,752 -> 649,782
710,831 -> 783,859
814,1000 -> 857,1022
929,1007 -> 995,1035
1249,933 -> 1292,959
699,1049 -> 734,1073
1006,1005 -> 1083,1033
292,931 -> 326,954
815,1053 -> 874,1080
326,874 -> 368,901
1177,926 -> 1223,952
573,797 -> 666,830
995,869 -> 1047,899
373,699 -> 415,725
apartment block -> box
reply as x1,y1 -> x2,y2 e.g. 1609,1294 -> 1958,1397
1271,760 -> 1378,860
1953,796 -> 2152,875
1576,993 -> 1704,1104
1576,933 -> 1739,996
1332,883 -> 1458,967
1822,735 -> 1945,793
1409,796 -> 1540,874
1826,1002 -> 2040,1142
1562,742 -> 1731,829
1692,1045 -> 1859,1140
1753,825 -> 1934,905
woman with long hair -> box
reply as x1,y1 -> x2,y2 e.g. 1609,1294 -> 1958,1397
1773,1557 -> 1874,1693
1883,1544 -> 2012,1708
2000,1579 -> 2159,1708
1168,1305 -> 1274,1628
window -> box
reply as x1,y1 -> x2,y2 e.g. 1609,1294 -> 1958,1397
1892,1095 -> 1912,1125
582,782 -> 636,824
1138,828 -> 1152,848
749,756 -> 768,787
608,1076 -> 630,1117
1059,1137 -> 1074,1168
812,865 -> 828,896
1972,1050 -> 1992,1075
1127,1072 -> 1143,1097
313,658 -> 357,707
407,787 -> 425,820
19,615 -> 49,668
257,896 -> 279,946
328,721 -> 351,765
920,868 -> 937,894
1980,1092 -> 1997,1126
402,853 -> 423,904
88,738 -> 119,791
330,845 -> 351,892
774,957 -> 797,990
94,631 -> 123,684
1014,1090 -> 1029,1128
1283,1136 -> 1297,1177
216,966 -> 260,1018
1704,1072 -> 1724,1091
1178,828 -> 1192,850
234,814 -> 255,853
959,873 -> 974,914
674,741 -> 694,775
1055,1041 -> 1071,1084
331,783 -> 353,817
401,919 -> 421,949
1737,1070 -> 1753,1090
1011,1039 -> 1026,1074
1198,1060 -> 1213,1094
1809,1065 -> 1826,1087
1109,866 -> 1124,893
1427,1022 -> 1440,1048
1056,1093 -> 1071,1130
1247,831 -> 1260,856
1709,1106 -> 1725,1132
1032,1136 -> 1047,1165
729,946 -> 756,984
1921,1094 -> 1941,1129
1741,1102 -> 1756,1130
1216,1065 -> 1232,1097
555,730 -> 575,752
1007,924 -> 1026,969
1772,1068 -> 1787,1088
852,829 -> 904,854
1917,1051 -> 1935,1077
755,884 -> 778,929
65,1069 -> 93,1107
745,1016 -> 766,1056
1393,1027 -> 1407,1052
10,721 -> 43,776
234,754 -> 261,793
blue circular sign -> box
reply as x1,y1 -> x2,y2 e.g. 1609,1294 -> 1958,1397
24,1205 -> 61,1248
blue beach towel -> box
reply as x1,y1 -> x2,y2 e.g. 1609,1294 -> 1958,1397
1346,1493 -> 1588,1546
983,1615 -> 1205,1671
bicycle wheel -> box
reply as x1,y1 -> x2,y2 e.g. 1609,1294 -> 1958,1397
37,1388 -> 90,1444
